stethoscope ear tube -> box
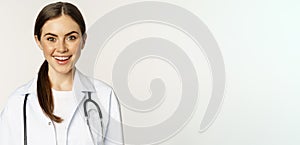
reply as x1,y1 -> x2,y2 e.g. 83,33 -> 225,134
23,94 -> 29,145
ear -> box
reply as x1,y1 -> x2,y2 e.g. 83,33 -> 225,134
34,35 -> 43,50
81,33 -> 87,50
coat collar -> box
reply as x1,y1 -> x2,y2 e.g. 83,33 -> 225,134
21,68 -> 98,128
73,69 -> 96,102
24,68 -> 96,101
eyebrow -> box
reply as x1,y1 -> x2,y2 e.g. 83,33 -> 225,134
43,31 -> 79,37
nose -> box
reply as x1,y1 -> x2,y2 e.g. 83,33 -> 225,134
56,39 -> 68,53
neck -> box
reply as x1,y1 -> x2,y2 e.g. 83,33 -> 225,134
48,68 -> 75,91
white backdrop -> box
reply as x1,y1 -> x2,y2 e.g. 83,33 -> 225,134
1,0 -> 299,145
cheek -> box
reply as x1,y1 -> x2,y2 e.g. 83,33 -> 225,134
68,42 -> 82,60
74,45 -> 82,57
71,40 -> 84,54
40,43 -> 54,56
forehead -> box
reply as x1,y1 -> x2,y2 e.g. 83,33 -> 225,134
41,15 -> 81,35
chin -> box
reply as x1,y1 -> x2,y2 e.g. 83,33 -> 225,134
52,65 -> 74,75
59,68 -> 74,74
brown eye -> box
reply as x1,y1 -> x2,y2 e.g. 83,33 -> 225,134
47,37 -> 56,42
67,35 -> 77,40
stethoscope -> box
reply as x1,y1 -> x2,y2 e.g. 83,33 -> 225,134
23,92 -> 104,145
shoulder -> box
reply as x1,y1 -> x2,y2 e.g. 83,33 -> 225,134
6,79 -> 34,104
75,69 -> 119,106
92,78 -> 112,90
76,69 -> 113,92
88,77 -> 114,94
0,79 -> 34,121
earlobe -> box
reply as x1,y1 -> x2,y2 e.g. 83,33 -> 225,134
34,35 -> 43,50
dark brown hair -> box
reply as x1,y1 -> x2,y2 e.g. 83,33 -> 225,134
34,2 -> 86,123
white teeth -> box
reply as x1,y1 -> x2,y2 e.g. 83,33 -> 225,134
54,56 -> 70,60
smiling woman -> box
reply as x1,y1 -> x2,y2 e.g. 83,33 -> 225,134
0,2 -> 124,145
36,15 -> 85,91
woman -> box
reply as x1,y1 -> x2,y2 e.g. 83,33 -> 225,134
0,2 -> 124,145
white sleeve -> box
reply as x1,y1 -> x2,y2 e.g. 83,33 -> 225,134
0,107 -> 11,145
104,90 -> 124,145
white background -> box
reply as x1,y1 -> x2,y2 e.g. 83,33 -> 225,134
0,0 -> 299,145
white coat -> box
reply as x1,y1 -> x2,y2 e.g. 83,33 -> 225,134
0,69 -> 124,145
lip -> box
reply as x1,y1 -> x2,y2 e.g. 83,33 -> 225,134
53,55 -> 72,65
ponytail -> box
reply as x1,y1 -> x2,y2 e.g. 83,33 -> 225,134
37,60 -> 63,123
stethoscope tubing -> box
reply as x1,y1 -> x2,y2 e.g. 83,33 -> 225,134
23,94 -> 29,145
22,92 -> 103,145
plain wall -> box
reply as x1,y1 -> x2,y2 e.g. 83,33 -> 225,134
0,0 -> 299,145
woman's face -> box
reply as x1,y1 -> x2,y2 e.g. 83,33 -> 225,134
35,15 -> 86,75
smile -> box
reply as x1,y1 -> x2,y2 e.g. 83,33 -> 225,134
54,56 -> 71,60
53,56 -> 72,65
